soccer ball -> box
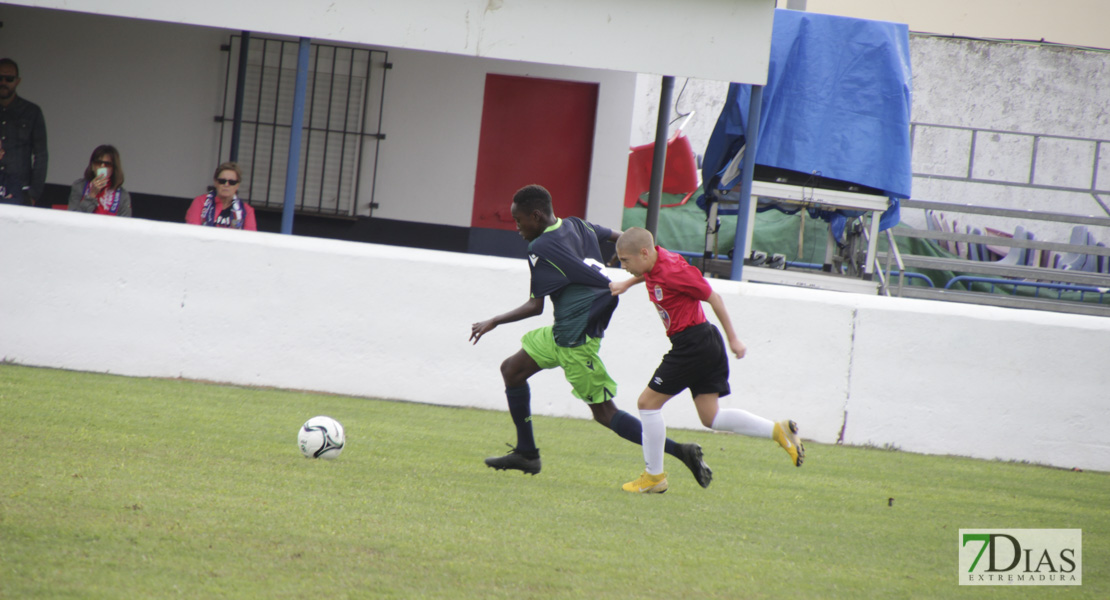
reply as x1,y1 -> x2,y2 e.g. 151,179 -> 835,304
298,416 -> 345,459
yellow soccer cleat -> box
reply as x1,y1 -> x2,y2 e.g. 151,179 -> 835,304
773,420 -> 805,467
622,470 -> 669,494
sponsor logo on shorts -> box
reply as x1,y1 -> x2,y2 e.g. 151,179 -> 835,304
653,376 -> 663,386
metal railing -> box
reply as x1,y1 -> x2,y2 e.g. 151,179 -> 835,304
875,228 -> 906,296
945,276 -> 1109,302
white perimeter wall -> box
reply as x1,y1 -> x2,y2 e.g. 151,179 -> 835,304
3,204 -> 1109,472
907,35 -> 1110,243
0,4 -> 634,229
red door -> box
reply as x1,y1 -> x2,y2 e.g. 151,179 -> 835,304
472,74 -> 598,230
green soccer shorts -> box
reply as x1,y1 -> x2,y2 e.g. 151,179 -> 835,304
521,326 -> 617,404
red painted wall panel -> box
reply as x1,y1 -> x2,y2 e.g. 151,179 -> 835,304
472,74 -> 599,230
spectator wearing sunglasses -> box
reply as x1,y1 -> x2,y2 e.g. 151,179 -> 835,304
0,58 -> 48,207
185,161 -> 256,230
68,145 -> 132,216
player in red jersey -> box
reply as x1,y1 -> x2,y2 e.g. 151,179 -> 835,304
609,227 -> 804,493
470,186 -> 712,487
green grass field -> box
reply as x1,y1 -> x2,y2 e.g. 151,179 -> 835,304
2,364 -> 1106,599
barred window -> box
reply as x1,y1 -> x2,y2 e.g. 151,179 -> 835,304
218,35 -> 388,217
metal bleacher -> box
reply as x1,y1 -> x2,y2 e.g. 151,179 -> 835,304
698,122 -> 1110,318
872,122 -> 1110,317
877,199 -> 1110,317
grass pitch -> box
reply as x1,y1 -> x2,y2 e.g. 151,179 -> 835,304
1,364 -> 1106,599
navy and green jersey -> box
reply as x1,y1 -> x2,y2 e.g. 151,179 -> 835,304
527,217 -> 618,348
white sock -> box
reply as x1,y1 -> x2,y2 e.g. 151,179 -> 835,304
640,409 -> 666,475
711,408 -> 774,438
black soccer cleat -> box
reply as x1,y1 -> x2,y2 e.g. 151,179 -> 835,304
485,446 -> 542,475
678,443 -> 713,488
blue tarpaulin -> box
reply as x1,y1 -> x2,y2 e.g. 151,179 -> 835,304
699,9 -> 912,240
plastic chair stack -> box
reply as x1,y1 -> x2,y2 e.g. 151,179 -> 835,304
1058,226 -> 1098,273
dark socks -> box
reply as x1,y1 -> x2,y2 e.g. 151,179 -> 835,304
506,385 -> 537,455
609,410 -> 682,457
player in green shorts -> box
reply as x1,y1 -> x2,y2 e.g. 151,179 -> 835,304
470,184 -> 712,487
520,326 -> 615,404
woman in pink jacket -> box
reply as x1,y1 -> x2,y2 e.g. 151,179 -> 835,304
185,161 -> 256,231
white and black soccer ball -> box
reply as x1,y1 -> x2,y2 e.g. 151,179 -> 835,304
298,416 -> 345,459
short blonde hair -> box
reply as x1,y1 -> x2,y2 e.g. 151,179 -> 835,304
616,226 -> 655,253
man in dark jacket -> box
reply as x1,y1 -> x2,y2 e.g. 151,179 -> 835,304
0,58 -> 48,207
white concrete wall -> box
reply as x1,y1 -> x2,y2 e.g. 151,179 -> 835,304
3,204 -> 1109,471
6,0 -> 775,85
629,76 -> 730,165
907,35 -> 1110,243
0,4 -> 634,229
374,48 -> 634,229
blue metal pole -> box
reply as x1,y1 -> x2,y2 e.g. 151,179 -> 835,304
282,37 -> 311,235
729,85 -> 764,281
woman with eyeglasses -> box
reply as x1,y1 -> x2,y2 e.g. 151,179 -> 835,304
67,145 -> 132,216
185,161 -> 257,230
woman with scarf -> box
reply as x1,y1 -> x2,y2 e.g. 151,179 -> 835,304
68,145 -> 132,216
185,161 -> 257,231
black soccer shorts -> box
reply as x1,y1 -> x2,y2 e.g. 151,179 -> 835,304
647,322 -> 731,398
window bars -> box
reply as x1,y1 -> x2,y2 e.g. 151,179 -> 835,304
218,35 -> 388,218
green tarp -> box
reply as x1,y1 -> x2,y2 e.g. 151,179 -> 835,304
621,195 -> 1107,305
